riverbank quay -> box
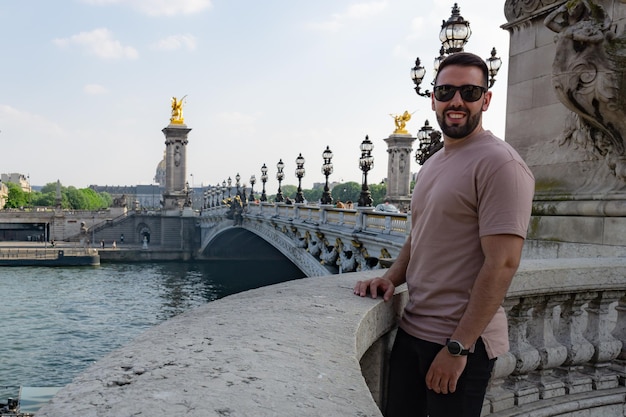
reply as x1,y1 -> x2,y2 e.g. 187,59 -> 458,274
0,241 -> 193,263
0,242 -> 100,266
36,258 -> 626,417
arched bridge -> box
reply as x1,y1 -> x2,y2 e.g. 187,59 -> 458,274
198,203 -> 409,277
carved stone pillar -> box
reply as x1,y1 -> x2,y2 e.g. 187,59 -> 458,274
383,134 -> 416,212
503,0 -> 626,247
162,123 -> 191,211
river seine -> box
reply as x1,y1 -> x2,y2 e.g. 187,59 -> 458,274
0,261 -> 305,401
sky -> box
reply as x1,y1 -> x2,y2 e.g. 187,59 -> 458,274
0,0 -> 511,191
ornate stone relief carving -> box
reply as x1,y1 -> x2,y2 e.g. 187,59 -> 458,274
505,0 -> 561,22
545,0 -> 626,181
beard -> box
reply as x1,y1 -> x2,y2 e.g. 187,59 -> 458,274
436,107 -> 482,139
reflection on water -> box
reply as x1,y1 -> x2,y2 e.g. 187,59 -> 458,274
0,260 -> 305,400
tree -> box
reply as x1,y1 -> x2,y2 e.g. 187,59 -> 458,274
331,181 -> 360,205
369,183 -> 387,206
4,182 -> 28,208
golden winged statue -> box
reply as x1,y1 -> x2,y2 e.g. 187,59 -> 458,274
170,95 -> 187,124
390,110 -> 412,134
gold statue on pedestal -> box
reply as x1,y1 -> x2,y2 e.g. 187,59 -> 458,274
170,95 -> 187,125
390,110 -> 412,134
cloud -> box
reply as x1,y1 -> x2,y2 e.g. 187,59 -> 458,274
0,105 -> 67,138
53,28 -> 138,60
84,84 -> 108,94
307,1 -> 388,32
79,0 -> 212,16
152,34 -> 197,51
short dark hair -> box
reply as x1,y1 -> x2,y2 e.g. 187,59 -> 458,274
434,52 -> 488,88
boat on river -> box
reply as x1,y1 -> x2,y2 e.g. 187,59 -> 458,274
0,247 -> 99,267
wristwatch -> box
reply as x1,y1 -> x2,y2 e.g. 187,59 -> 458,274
446,339 -> 470,356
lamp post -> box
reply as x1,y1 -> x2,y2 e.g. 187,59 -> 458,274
321,146 -> 334,205
260,163 -> 268,202
235,173 -> 241,196
249,175 -> 256,202
276,159 -> 285,202
357,135 -> 374,207
222,180 -> 227,204
410,3 -> 502,98
227,177 -> 232,198
415,119 -> 444,165
295,153 -> 305,203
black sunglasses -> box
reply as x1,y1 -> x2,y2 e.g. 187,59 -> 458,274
433,84 -> 487,102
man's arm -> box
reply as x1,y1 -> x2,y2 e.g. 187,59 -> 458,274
353,236 -> 410,301
426,233 -> 524,394
451,233 -> 524,347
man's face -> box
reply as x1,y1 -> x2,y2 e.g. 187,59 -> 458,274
431,65 -> 491,140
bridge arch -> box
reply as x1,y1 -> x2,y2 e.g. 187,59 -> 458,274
200,220 -> 331,277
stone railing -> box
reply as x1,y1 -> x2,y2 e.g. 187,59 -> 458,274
244,202 -> 410,238
37,258 -> 626,416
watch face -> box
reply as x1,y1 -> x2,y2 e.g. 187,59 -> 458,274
448,341 -> 461,355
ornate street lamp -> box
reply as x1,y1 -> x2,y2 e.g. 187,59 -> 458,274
221,180 -> 227,203
321,146 -> 334,205
235,173 -> 241,195
415,120 -> 444,165
357,135 -> 374,207
486,47 -> 502,88
227,177 -> 232,198
260,163 -> 268,202
294,153 -> 306,203
410,3 -> 501,98
249,175 -> 256,202
276,159 -> 285,203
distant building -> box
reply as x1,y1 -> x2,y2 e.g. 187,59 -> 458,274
1,173 -> 31,193
0,182 -> 7,209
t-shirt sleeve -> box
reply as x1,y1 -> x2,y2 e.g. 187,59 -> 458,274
478,159 -> 535,238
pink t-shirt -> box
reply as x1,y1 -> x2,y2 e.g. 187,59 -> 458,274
400,130 -> 534,359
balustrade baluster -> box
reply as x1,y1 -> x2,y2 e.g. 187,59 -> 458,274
554,292 -> 596,394
610,293 -> 626,385
504,297 -> 541,405
526,294 -> 567,399
583,290 -> 623,390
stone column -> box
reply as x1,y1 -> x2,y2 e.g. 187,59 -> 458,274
162,123 -> 192,211
503,0 -> 626,247
383,134 -> 416,212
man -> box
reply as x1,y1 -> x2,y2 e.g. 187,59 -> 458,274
354,52 -> 534,417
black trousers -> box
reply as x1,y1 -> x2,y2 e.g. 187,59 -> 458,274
385,328 -> 495,417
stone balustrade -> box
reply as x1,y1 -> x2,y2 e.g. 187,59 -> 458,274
37,256 -> 626,416
244,202 -> 410,238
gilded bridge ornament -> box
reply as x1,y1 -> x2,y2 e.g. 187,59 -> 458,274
170,95 -> 187,124
545,0 -> 626,181
390,110 -> 412,134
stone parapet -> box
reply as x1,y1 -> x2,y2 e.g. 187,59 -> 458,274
37,258 -> 626,416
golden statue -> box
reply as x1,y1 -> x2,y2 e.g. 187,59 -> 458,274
170,95 -> 187,124
390,110 -> 412,134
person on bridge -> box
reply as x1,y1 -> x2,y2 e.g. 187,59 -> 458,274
354,52 -> 535,417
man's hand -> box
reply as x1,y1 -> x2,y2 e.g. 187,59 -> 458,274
425,348 -> 467,394
353,277 -> 396,301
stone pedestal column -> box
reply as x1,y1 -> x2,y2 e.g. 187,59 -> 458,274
383,134 -> 416,212
162,124 -> 192,210
503,0 -> 626,248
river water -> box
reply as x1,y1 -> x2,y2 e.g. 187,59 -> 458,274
0,261 -> 305,401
